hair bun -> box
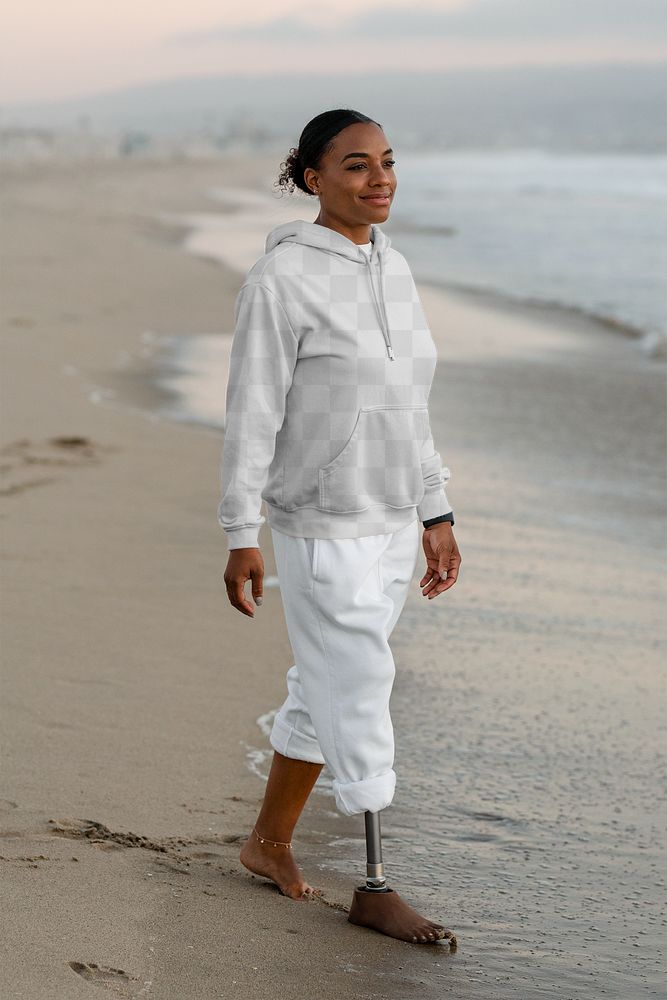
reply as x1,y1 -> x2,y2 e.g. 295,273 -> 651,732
274,109 -> 381,198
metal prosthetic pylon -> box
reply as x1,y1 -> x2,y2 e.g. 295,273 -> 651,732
364,810 -> 389,891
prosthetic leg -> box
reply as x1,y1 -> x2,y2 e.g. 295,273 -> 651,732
364,810 -> 388,891
348,809 -> 402,927
347,809 -> 458,945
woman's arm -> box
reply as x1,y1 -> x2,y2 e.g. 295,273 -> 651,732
417,417 -> 454,526
218,279 -> 298,550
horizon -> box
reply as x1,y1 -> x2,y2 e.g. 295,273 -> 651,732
2,58 -> 665,111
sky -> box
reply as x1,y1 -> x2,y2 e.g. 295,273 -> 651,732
1,0 -> 666,104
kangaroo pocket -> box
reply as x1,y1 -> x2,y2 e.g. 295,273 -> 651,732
318,405 -> 428,514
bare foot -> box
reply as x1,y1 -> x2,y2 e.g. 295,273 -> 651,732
239,830 -> 319,900
348,886 -> 457,945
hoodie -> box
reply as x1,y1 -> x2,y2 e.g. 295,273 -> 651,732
218,219 -> 453,549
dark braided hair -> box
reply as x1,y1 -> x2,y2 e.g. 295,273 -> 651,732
275,108 -> 382,196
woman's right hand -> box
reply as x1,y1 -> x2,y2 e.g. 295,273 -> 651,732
224,548 -> 265,618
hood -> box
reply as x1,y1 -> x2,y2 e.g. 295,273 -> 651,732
265,218 -> 391,261
264,219 -> 396,361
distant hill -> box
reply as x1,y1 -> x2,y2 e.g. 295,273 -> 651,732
2,63 -> 664,152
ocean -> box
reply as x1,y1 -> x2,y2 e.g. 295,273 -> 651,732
386,150 -> 667,356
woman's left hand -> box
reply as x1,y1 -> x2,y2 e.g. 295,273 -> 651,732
420,524 -> 461,599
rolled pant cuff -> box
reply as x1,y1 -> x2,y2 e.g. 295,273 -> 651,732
333,770 -> 396,816
269,713 -> 326,765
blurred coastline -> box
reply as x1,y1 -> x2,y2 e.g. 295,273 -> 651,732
4,125 -> 665,358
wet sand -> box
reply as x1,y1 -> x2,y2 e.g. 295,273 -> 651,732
1,155 -> 665,999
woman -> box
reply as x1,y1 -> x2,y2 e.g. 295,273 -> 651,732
219,109 -> 461,945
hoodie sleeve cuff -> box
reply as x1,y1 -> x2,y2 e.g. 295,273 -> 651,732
225,526 -> 261,550
416,487 -> 453,523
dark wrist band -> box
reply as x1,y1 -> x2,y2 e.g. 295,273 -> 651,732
422,512 -> 455,528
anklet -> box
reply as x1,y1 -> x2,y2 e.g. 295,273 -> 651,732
253,827 -> 292,849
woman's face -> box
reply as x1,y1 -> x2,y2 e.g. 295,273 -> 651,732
304,122 -> 397,228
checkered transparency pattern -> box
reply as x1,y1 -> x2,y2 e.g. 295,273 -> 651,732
218,281 -> 299,549
217,220 -> 453,548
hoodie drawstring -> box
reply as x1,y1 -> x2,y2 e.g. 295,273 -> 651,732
364,250 -> 396,361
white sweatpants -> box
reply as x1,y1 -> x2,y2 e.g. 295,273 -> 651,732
269,517 -> 421,817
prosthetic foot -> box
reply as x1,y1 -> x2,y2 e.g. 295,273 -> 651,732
347,810 -> 457,946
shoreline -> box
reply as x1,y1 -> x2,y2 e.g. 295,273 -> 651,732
145,165 -> 666,362
4,153 -> 663,360
2,155 -> 664,999
87,174 -> 663,450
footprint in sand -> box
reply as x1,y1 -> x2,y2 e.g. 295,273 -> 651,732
0,435 -> 117,496
48,817 -> 170,855
68,961 -> 140,997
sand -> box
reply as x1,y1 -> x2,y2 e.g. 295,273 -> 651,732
1,155 -> 664,1000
